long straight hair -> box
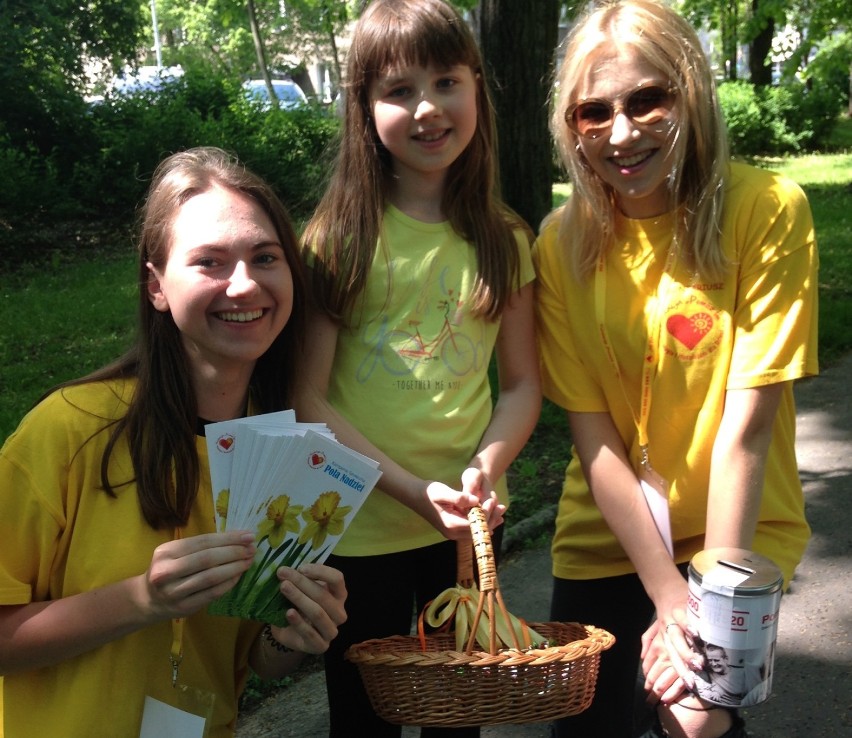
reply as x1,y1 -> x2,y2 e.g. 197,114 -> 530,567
54,147 -> 307,529
551,0 -> 729,281
303,0 -> 528,323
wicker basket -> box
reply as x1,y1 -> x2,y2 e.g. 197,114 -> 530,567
345,507 -> 615,727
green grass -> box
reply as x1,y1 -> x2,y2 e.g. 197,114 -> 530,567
761,161 -> 852,367
0,254 -> 137,440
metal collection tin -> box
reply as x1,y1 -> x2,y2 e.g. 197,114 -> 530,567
686,547 -> 783,707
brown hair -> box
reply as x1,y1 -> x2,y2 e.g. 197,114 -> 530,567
56,147 -> 307,529
550,0 -> 729,281
303,0 -> 529,323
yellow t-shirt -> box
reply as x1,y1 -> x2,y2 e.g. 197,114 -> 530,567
324,205 -> 535,556
534,162 -> 818,585
0,380 -> 260,737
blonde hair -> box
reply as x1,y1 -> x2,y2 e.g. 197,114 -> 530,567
551,0 -> 729,281
303,0 -> 529,322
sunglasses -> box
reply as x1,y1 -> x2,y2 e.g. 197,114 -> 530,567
565,84 -> 677,139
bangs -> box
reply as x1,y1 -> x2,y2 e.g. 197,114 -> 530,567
352,1 -> 479,84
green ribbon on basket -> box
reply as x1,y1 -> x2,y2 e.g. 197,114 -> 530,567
422,582 -> 546,653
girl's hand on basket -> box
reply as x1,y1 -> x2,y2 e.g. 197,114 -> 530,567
461,467 -> 505,531
424,481 -> 486,540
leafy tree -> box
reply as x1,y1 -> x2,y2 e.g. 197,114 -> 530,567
746,0 -> 779,85
150,0 -> 352,100
0,0 -> 145,159
149,0 -> 259,75
681,0 -> 850,96
781,0 -> 852,112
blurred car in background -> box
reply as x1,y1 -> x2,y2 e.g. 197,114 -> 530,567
113,65 -> 185,94
243,79 -> 308,110
85,65 -> 185,105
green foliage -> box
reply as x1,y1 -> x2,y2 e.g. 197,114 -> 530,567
794,30 -> 852,109
0,0 -> 144,159
239,672 -> 295,714
717,81 -> 766,153
0,69 -> 341,241
223,104 -> 341,219
0,135 -> 66,218
718,80 -> 843,155
151,0 -> 352,91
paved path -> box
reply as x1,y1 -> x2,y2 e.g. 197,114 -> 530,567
237,353 -> 852,737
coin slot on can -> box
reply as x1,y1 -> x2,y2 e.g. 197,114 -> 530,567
687,547 -> 782,707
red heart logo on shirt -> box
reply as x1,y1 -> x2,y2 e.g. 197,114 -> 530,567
666,312 -> 713,349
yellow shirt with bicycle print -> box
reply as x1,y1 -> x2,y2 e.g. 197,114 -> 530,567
327,205 -> 535,556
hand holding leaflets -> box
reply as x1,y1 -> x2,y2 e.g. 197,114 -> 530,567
205,411 -> 381,625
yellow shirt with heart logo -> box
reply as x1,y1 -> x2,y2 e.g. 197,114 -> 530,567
533,161 -> 818,585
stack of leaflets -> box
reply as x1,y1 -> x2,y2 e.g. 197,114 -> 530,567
205,410 -> 381,625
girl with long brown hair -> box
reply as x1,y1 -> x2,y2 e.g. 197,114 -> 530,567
0,147 -> 347,737
296,1 -> 541,734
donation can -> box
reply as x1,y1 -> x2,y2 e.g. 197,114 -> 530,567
686,548 -> 782,707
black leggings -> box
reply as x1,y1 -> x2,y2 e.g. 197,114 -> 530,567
549,564 -> 689,738
324,528 -> 503,738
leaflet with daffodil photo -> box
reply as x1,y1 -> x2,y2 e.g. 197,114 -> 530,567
205,411 -> 381,626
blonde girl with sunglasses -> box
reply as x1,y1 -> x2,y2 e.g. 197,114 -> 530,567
534,1 -> 818,737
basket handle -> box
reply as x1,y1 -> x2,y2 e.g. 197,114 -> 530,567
458,506 -> 524,654
468,506 -> 498,594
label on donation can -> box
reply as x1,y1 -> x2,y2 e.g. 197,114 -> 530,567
687,548 -> 782,708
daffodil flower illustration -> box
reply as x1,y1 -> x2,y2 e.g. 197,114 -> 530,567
215,489 -> 230,531
298,491 -> 352,549
257,494 -> 303,548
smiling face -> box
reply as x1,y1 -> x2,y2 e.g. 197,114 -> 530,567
706,647 -> 729,674
369,62 -> 478,190
575,47 -> 679,219
146,183 -> 294,381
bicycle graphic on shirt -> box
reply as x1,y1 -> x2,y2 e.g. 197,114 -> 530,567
354,298 -> 480,382
391,298 -> 478,375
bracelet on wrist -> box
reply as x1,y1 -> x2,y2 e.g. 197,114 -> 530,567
261,624 -> 296,654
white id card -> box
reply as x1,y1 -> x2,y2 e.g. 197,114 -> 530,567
141,669 -> 216,738
139,696 -> 206,738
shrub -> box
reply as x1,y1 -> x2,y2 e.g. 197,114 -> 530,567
220,103 -> 340,220
0,69 -> 341,252
76,69 -> 234,216
718,80 -> 844,156
0,134 -> 61,217
717,81 -> 767,155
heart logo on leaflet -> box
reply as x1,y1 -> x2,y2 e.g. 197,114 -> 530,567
666,312 -> 713,350
216,434 -> 235,453
308,452 -> 325,469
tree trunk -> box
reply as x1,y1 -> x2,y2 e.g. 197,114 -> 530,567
749,0 -> 774,86
246,0 -> 276,105
480,0 -> 560,232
